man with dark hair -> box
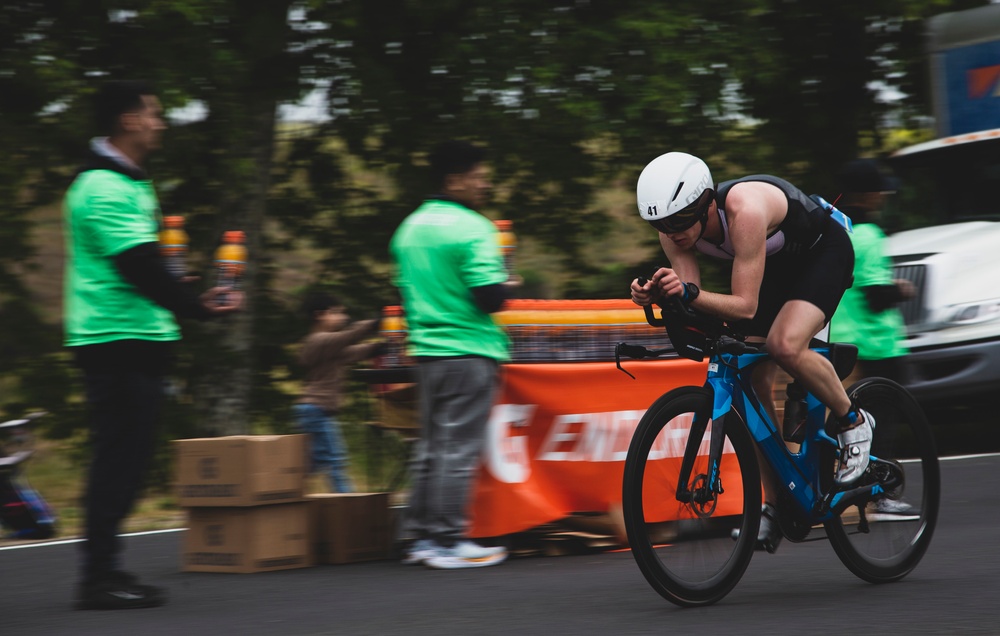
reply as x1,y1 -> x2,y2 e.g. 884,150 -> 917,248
293,291 -> 382,492
64,80 -> 241,610
830,158 -> 917,521
94,80 -> 156,135
390,140 -> 512,569
427,140 -> 488,194
830,158 -> 914,384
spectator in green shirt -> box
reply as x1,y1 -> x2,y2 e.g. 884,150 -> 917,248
390,140 -> 511,570
830,158 -> 914,385
64,81 -> 240,611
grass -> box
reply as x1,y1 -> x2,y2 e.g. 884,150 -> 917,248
1,415 -> 411,547
2,438 -> 186,547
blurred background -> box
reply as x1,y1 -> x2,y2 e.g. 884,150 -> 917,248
1,0 -> 996,538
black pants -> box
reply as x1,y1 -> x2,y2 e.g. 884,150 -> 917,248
74,340 -> 171,583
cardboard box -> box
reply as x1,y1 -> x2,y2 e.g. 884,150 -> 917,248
182,502 -> 314,573
378,384 -> 419,433
174,435 -> 307,507
310,493 -> 393,564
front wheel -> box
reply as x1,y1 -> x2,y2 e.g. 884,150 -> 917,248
622,386 -> 761,607
825,377 -> 940,583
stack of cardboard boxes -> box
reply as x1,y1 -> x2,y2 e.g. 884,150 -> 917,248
174,434 -> 393,573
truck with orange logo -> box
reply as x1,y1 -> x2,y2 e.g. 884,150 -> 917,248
887,3 -> 1000,402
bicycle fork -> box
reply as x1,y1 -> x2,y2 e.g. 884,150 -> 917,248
674,382 -> 733,515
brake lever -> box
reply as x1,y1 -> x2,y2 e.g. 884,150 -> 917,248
615,342 -> 639,379
615,342 -> 675,379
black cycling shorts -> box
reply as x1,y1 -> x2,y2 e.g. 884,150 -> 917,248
736,221 -> 855,338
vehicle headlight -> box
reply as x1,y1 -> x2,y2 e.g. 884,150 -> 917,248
944,299 -> 1000,325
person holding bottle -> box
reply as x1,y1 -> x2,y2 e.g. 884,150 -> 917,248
390,140 -> 513,569
63,81 -> 241,610
293,291 -> 383,493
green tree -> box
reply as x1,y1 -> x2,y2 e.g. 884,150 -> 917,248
2,0 -> 980,442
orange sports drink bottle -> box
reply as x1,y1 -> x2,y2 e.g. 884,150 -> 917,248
379,305 -> 407,368
494,219 -> 517,275
158,215 -> 189,279
215,230 -> 247,306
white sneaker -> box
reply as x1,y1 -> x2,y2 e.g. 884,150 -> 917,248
401,539 -> 444,565
868,498 -> 920,522
424,541 -> 507,570
835,408 -> 875,485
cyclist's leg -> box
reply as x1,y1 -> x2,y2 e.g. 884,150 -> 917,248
825,377 -> 939,583
769,224 -> 877,483
769,301 -> 879,483
750,359 -> 779,425
764,220 -> 854,418
749,359 -> 781,506
767,300 -> 852,417
739,300 -> 787,550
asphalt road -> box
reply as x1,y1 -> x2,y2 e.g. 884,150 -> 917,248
3,453 -> 998,636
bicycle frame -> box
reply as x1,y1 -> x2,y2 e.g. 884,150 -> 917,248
622,296 -> 938,606
693,344 -> 901,526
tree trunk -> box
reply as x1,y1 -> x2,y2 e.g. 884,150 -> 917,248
202,101 -> 277,436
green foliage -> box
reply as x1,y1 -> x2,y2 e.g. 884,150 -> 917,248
0,0 -> 977,453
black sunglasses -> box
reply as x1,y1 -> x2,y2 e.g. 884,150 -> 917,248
647,189 -> 714,234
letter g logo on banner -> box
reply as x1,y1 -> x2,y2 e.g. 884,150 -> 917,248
485,403 -> 535,484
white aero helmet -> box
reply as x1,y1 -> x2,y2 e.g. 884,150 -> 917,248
636,152 -> 715,233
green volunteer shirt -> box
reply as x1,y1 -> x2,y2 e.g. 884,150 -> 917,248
63,169 -> 181,346
390,199 -> 510,361
830,223 -> 908,360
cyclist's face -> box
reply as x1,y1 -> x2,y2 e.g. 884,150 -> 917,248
662,202 -> 715,248
648,189 -> 713,246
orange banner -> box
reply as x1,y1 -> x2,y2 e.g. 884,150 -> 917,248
469,359 -> 715,538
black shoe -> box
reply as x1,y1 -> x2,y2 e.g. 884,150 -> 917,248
729,504 -> 783,554
755,504 -> 783,554
75,571 -> 167,610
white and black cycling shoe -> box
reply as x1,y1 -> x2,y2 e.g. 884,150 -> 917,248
835,408 -> 875,486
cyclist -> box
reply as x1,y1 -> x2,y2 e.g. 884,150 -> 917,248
629,152 -> 872,552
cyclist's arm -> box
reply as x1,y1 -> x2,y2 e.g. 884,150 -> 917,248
719,203 -> 767,321
674,189 -> 768,321
658,233 -> 701,286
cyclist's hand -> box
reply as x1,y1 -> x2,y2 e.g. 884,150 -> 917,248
631,276 -> 657,306
651,267 -> 685,299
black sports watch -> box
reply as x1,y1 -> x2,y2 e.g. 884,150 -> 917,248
683,282 -> 700,303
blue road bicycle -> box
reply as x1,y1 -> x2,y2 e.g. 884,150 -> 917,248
617,296 -> 939,607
